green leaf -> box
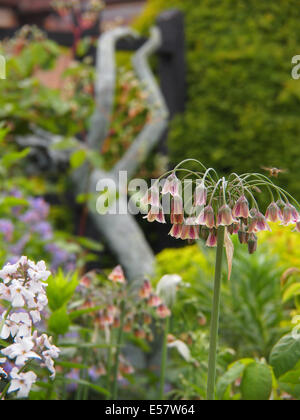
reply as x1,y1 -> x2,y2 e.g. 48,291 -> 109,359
0,197 -> 28,207
47,270 -> 79,312
241,362 -> 273,401
55,361 -> 90,370
75,237 -> 103,252
70,149 -> 87,169
48,306 -> 70,336
216,361 -> 246,400
270,333 -> 300,378
2,148 -> 30,168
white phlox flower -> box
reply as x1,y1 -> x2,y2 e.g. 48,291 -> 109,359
1,312 -> 32,340
7,368 -> 37,399
2,336 -> 41,366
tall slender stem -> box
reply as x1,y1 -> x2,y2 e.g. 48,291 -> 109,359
159,316 -> 170,400
207,225 -> 225,401
111,300 -> 125,400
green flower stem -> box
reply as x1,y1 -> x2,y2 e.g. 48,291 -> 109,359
111,299 -> 125,400
207,225 -> 225,401
105,341 -> 113,400
159,315 -> 170,400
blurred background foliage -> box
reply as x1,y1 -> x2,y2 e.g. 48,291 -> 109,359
135,0 -> 300,196
0,0 -> 300,399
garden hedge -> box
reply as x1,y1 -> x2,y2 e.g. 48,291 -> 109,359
135,0 -> 300,196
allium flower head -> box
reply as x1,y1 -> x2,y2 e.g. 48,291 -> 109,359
141,158 -> 300,254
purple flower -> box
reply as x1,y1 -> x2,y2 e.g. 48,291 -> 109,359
0,219 -> 14,242
20,198 -> 50,224
45,243 -> 76,271
33,222 -> 53,241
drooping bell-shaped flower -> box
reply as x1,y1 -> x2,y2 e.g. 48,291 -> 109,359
248,211 -> 271,233
140,184 -> 160,207
168,224 -> 183,239
194,181 -> 207,207
162,173 -> 181,197
203,205 -> 215,229
156,304 -> 171,319
217,204 -> 236,226
180,223 -> 199,241
232,195 -> 250,219
143,206 -> 166,224
170,195 -> 184,225
282,203 -> 299,225
265,202 -> 282,223
206,229 -> 217,247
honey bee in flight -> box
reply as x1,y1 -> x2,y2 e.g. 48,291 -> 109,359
261,167 -> 287,178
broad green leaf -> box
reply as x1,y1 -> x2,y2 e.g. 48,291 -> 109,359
216,361 -> 246,400
241,362 -> 273,401
48,306 -> 70,336
270,333 -> 300,378
47,270 -> 79,312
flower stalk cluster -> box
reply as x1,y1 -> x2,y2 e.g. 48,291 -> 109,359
0,257 -> 60,399
142,159 -> 300,253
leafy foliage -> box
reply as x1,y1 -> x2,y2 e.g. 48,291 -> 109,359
156,236 -> 284,358
135,0 -> 300,196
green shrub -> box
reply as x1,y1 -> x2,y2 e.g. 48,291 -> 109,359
135,0 -> 300,196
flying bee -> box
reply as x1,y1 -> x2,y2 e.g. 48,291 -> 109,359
261,167 -> 287,178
